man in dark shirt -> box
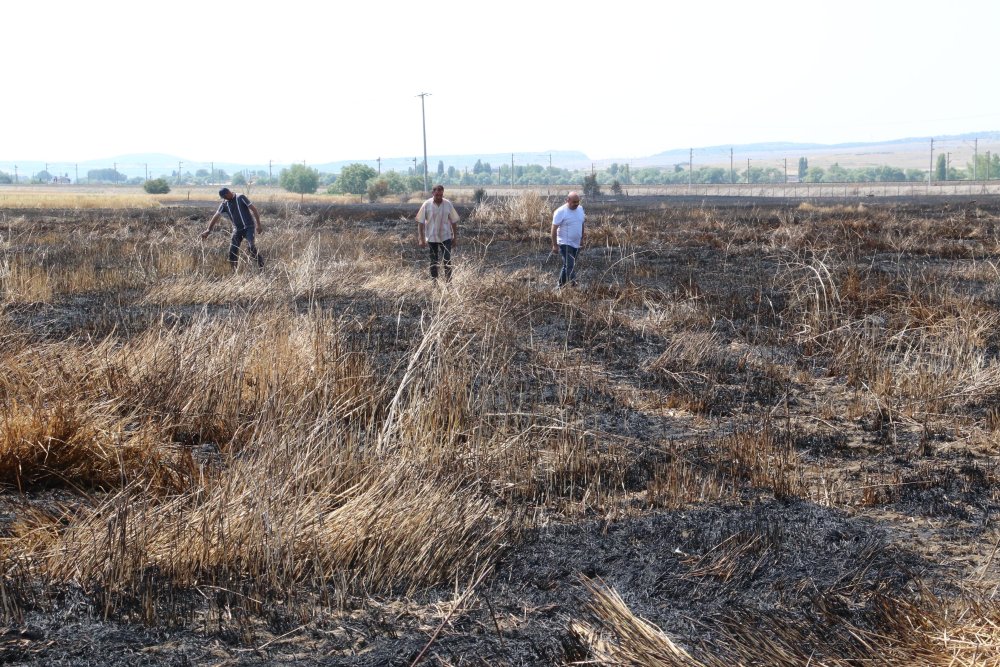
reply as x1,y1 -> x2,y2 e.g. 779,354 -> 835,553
201,187 -> 265,270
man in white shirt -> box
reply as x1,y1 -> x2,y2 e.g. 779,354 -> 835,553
550,191 -> 585,287
415,184 -> 460,282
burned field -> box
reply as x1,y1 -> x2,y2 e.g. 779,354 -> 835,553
2,195 -> 1000,665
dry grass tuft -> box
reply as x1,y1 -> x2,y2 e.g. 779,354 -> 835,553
571,578 -> 704,666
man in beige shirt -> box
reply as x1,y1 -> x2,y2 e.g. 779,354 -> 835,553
415,184 -> 460,282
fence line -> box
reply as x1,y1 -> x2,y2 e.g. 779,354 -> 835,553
471,182 -> 1000,199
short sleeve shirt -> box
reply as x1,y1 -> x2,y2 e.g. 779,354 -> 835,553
217,194 -> 256,230
416,198 -> 460,243
552,203 -> 585,248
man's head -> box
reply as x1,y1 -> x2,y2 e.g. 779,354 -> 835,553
432,185 -> 445,204
219,187 -> 234,200
566,192 -> 581,209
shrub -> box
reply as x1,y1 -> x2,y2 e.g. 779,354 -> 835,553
143,178 -> 170,194
583,173 -> 601,198
473,188 -> 487,204
367,178 -> 390,202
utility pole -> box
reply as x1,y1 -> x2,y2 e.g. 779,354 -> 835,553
377,157 -> 381,175
417,92 -> 430,193
511,153 -> 514,188
113,162 -> 117,185
178,161 -> 183,185
75,164 -> 79,184
746,158 -> 750,184
784,158 -> 788,184
988,151 -> 992,181
268,160 -> 273,184
548,154 -> 553,192
688,148 -> 693,190
975,139 -> 979,181
730,148 -> 734,184
14,165 -> 17,184
144,163 -> 148,181
946,152 -> 951,180
929,139 -> 934,185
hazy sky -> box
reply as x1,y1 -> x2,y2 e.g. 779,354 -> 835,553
6,0 -> 1000,166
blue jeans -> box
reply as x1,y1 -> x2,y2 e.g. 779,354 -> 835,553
428,239 -> 452,281
230,226 -> 264,269
558,244 -> 579,286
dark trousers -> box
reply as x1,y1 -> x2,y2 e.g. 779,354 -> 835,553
558,244 -> 579,286
230,226 -> 264,269
428,239 -> 452,281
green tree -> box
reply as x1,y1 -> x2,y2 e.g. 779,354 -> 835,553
0,172 -> 11,184
337,163 -> 377,194
280,164 -> 320,200
232,172 -> 247,186
797,157 -> 808,179
966,153 -> 998,180
380,171 -> 409,195
610,179 -> 622,195
935,154 -> 948,181
143,178 -> 171,194
873,165 -> 906,182
826,163 -> 849,183
437,160 -> 444,176
804,167 -> 825,183
697,167 -> 729,184
87,168 -> 124,183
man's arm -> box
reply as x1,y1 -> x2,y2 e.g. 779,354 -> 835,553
449,205 -> 459,247
415,204 -> 427,246
550,224 -> 559,252
201,212 -> 222,240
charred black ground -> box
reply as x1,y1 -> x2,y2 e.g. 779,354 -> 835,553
2,195 -> 1000,666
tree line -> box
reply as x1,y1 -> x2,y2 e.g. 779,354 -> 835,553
5,153 -> 1000,195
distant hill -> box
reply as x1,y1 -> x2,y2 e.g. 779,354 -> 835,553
7,133 -> 1000,180
638,131 -> 1000,171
